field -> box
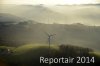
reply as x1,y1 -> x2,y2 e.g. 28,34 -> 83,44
0,44 -> 100,66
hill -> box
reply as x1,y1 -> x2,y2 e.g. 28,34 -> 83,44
0,5 -> 67,24
1,4 -> 100,25
0,21 -> 100,51
0,4 -> 100,51
0,44 -> 99,66
0,13 -> 24,23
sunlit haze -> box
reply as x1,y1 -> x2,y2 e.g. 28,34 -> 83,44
0,0 -> 100,26
1,0 -> 99,5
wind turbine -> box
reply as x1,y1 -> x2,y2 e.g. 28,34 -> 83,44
44,32 -> 56,64
45,32 -> 56,50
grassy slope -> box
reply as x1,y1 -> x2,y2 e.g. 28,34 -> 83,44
0,44 -> 100,66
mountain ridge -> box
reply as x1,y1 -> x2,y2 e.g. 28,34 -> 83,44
1,4 -> 100,25
0,21 -> 100,51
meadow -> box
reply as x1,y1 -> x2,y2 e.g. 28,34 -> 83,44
0,44 -> 100,66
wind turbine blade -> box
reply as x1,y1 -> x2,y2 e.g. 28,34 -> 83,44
44,31 -> 49,36
50,34 -> 56,36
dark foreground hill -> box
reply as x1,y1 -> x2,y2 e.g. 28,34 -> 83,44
0,44 -> 100,66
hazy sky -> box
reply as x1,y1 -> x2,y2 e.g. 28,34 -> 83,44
1,0 -> 100,5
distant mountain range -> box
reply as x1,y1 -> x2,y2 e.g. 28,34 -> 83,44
0,4 -> 100,51
0,13 -> 40,24
0,5 -> 68,24
0,13 -> 24,23
0,21 -> 100,51
0,4 -> 100,25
